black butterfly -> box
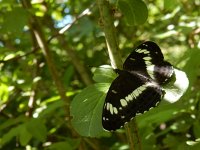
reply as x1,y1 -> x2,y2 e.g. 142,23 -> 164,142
102,41 -> 174,131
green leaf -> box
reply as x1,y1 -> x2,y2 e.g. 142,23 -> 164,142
1,6 -> 28,35
63,65 -> 74,86
26,118 -> 47,142
164,0 -> 179,11
170,119 -> 191,133
70,83 -> 110,137
48,139 -> 80,150
137,102 -> 183,128
19,124 -> 32,146
193,121 -> 200,138
39,100 -> 65,118
0,125 -> 21,146
0,83 -> 9,103
92,65 -> 116,83
183,48 -> 200,85
48,142 -> 73,150
69,17 -> 94,39
0,116 -> 26,130
118,0 -> 148,25
163,134 -> 179,148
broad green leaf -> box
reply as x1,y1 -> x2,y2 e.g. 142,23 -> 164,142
118,0 -> 148,25
19,124 -> 32,146
1,6 -> 28,35
184,48 -> 200,85
71,83 -> 110,137
92,65 -> 116,83
26,118 -> 47,142
164,0 -> 179,11
0,125 -> 21,146
137,102 -> 184,128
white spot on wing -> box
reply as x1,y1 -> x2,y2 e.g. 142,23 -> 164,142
143,57 -> 152,61
136,48 -> 141,52
125,94 -> 132,102
147,65 -> 155,72
139,86 -> 146,91
137,49 -> 148,54
131,93 -> 136,99
125,84 -> 148,101
113,107 -> 118,114
143,44 -> 148,47
145,61 -> 152,65
109,104 -> 114,115
143,51 -> 149,54
121,115 -> 125,119
112,90 -> 117,94
106,103 -> 110,111
120,99 -> 128,107
130,58 -> 136,61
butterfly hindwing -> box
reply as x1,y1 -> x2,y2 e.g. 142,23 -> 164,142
102,70 -> 163,131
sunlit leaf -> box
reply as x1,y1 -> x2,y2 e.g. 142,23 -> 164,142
71,83 -> 110,137
118,0 -> 148,25
92,65 -> 116,83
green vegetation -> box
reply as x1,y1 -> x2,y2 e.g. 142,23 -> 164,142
0,0 -> 199,149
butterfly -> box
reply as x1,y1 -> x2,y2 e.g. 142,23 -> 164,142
102,41 -> 174,131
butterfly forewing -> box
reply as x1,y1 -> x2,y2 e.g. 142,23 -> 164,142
102,70 -> 163,131
123,41 -> 164,72
124,41 -> 174,85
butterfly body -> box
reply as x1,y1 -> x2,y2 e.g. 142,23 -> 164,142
102,41 -> 174,131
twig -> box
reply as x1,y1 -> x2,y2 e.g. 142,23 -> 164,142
97,0 -> 123,69
21,0 -> 74,132
125,123 -> 135,150
125,119 -> 142,150
0,47 -> 39,64
188,27 -> 200,48
132,119 -> 142,150
25,58 -> 40,117
48,3 -> 95,43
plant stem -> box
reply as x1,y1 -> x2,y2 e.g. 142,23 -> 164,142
97,0 -> 123,69
97,0 -> 141,149
125,119 -> 142,150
